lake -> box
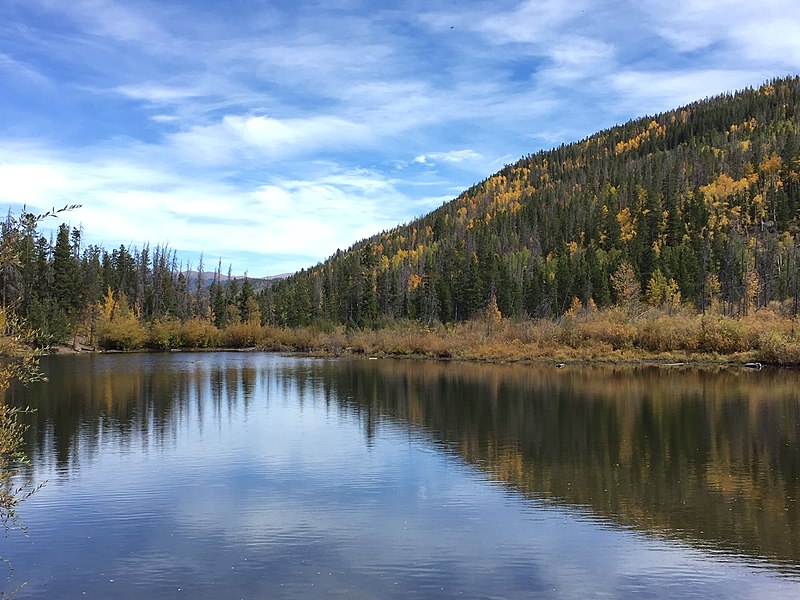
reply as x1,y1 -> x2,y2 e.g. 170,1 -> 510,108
3,353 -> 800,599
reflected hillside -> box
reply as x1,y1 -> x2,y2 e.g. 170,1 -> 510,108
317,359 -> 800,570
7,354 -> 800,571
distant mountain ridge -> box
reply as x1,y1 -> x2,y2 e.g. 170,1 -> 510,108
262,77 -> 800,327
185,270 -> 288,290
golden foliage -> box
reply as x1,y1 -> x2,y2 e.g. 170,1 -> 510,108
97,318 -> 147,351
700,173 -> 750,202
646,269 -> 681,310
616,207 -> 636,242
566,240 -> 579,256
759,153 -> 782,175
614,119 -> 666,154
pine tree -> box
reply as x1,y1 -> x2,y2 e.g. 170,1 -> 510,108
51,224 -> 82,343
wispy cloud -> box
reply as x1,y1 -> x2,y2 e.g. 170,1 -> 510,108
170,114 -> 374,164
423,0 -> 588,46
608,69 -> 765,114
413,150 -> 482,166
0,142 -> 426,275
28,0 -> 172,47
0,0 -> 797,275
0,52 -> 50,85
114,83 -> 207,103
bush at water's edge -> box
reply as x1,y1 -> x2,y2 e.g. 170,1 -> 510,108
86,305 -> 800,367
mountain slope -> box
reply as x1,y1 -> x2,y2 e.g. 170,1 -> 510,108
262,76 -> 800,327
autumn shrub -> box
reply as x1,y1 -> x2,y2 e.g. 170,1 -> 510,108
742,308 -> 796,340
284,326 -> 326,352
349,322 -> 455,358
345,328 -> 380,354
764,299 -> 799,319
697,316 -> 753,353
350,326 -> 416,356
147,318 -> 183,350
415,329 -> 455,358
318,328 -> 348,355
97,318 -> 147,350
757,331 -> 800,365
223,321 -> 263,348
634,312 -> 700,352
467,337 -> 534,361
249,325 -> 286,351
502,319 -> 544,344
574,311 -> 636,351
178,318 -> 221,348
189,305 -> 800,364
524,318 -> 561,346
251,324 -> 330,353
452,323 -> 494,356
555,314 -> 581,347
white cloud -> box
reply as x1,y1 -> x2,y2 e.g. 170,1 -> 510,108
735,18 -> 800,66
114,83 -> 205,103
31,0 -> 169,46
608,69 -> 764,114
169,114 -> 372,165
476,0 -> 589,46
0,162 -> 67,205
424,0 -> 588,46
0,140 -> 422,275
2,0 -> 799,276
414,150 -> 482,166
259,169 -> 414,249
644,0 -> 800,68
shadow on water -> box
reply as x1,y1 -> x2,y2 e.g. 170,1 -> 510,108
7,353 -> 800,574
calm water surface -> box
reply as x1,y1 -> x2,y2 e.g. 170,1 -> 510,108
3,353 -> 800,599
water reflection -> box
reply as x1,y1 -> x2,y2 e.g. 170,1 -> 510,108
320,359 -> 800,571
8,354 -> 800,574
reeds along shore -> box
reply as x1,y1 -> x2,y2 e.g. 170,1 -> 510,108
90,302 -> 800,366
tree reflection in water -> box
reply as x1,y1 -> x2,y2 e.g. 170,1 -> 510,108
8,354 -> 800,573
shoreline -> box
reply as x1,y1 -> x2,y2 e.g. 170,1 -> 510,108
46,342 -> 776,371
46,307 -> 800,369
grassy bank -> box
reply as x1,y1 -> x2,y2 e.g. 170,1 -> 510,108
87,305 -> 800,367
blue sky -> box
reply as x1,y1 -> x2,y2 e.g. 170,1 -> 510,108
1,0 -> 799,277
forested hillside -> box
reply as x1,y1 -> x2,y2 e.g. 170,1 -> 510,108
263,76 -> 800,327
2,76 -> 800,355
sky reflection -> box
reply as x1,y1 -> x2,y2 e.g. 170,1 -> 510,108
3,354 -> 799,599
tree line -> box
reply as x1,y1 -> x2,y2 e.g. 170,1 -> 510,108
0,209 -> 261,348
